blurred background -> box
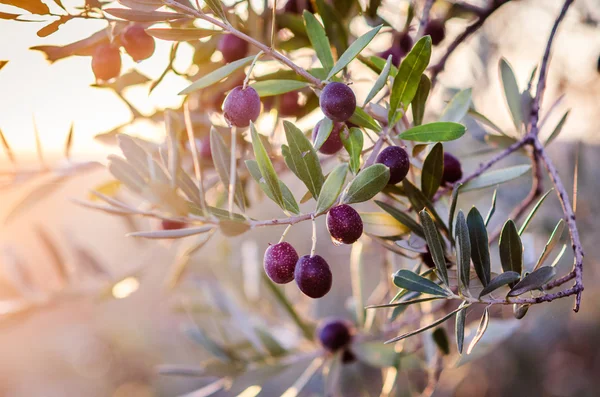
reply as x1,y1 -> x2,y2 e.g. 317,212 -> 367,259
1,0 -> 600,396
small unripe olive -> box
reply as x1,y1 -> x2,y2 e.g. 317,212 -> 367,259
217,34 -> 249,63
311,121 -> 345,155
222,86 -> 261,127
320,82 -> 356,122
263,242 -> 299,284
442,152 -> 462,185
317,319 -> 353,351
326,204 -> 363,245
375,146 -> 410,185
121,24 -> 155,61
92,44 -> 121,82
295,255 -> 332,299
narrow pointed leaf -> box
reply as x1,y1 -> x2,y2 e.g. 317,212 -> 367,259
468,108 -> 505,135
440,88 -> 472,123
250,80 -> 309,97
499,220 -> 522,275
348,107 -> 382,131
366,296 -> 444,309
250,123 -> 284,209
455,301 -> 468,354
467,306 -> 489,354
326,25 -> 382,80
392,269 -> 450,297
104,8 -> 187,22
467,207 -> 491,286
363,54 -> 392,106
341,127 -> 363,174
398,122 -> 466,142
550,244 -> 567,268
389,36 -> 432,120
455,210 -> 471,290
419,210 -> 449,286
519,189 -> 553,235
145,27 -> 220,41
478,271 -> 520,297
204,0 -> 228,21
461,165 -> 531,192
375,200 -> 424,238
507,266 -> 556,297
283,121 -> 324,199
245,160 -> 299,214
499,58 -> 523,131
421,142 -> 444,198
179,56 -> 254,95
313,117 -> 334,151
545,110 -> 570,146
303,11 -> 334,70
386,304 -> 467,344
403,179 -> 449,237
448,183 -> 462,234
315,164 -> 348,214
210,129 -> 245,211
484,189 -> 498,227
342,164 -> 389,204
128,225 -> 214,239
534,219 -> 565,270
410,74 -> 430,126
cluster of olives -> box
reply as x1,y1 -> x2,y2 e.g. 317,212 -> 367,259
92,24 -> 156,81
378,19 -> 446,66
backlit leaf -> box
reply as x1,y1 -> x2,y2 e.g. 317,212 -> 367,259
545,110 -> 570,146
341,127 -> 363,174
326,24 -> 382,80
0,0 -> 49,14
455,301 -> 468,354
386,304 -> 467,344
398,122 -> 466,142
210,129 -> 245,211
518,189 -> 553,235
534,219 -> 565,270
363,54 -> 392,106
250,123 -> 284,209
440,88 -> 472,123
179,55 -> 254,95
303,11 -> 334,70
128,225 -> 214,239
283,121 -> 324,199
245,160 -> 300,214
315,164 -> 348,214
145,27 -> 221,41
104,8 -> 187,22
411,74 -> 430,126
250,79 -> 309,97
467,306 -> 489,355
312,117 -> 334,151
342,164 -> 389,204
360,212 -> 409,237
499,58 -> 523,131
455,210 -> 471,291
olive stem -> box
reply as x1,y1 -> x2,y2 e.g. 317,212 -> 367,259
310,214 -> 317,257
228,127 -> 237,218
278,224 -> 293,243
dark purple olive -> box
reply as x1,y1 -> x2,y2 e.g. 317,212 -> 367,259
442,152 -> 462,185
320,82 -> 356,122
295,255 -> 332,298
222,86 -> 261,127
326,204 -> 363,245
263,242 -> 299,284
375,146 -> 410,185
318,318 -> 353,351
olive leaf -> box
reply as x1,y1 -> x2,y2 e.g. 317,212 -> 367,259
341,127 -> 364,174
421,142 -> 444,198
484,189 -> 498,227
398,122 -> 466,142
440,88 -> 472,123
467,306 -> 490,355
534,219 -> 565,270
104,8 -> 187,22
250,80 -> 309,97
507,266 -> 556,297
386,304 -> 468,344
363,54 -> 393,106
392,269 -> 450,297
312,117 -> 334,151
461,165 -> 531,192
410,74 -> 431,126
250,123 -> 284,209
375,200 -> 424,238
467,207 -> 491,286
348,107 -> 382,132
303,11 -> 334,71
499,58 -> 523,131
403,179 -> 449,237
128,225 -> 215,239
478,271 -> 520,297
315,164 -> 348,214
326,24 -> 382,80
145,27 -> 221,41
518,189 -> 553,235
210,129 -> 246,211
245,160 -> 300,214
499,220 -> 523,277
448,183 -> 462,234
455,210 -> 471,291
455,301 -> 468,354
545,110 -> 570,146
179,55 -> 255,95
342,164 -> 390,204
419,209 -> 449,286
282,121 -> 324,199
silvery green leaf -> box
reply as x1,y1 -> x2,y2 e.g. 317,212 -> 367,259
468,108 -> 505,135
303,11 -> 334,70
250,79 -> 309,97
461,164 -> 531,192
545,110 -> 570,146
455,301 -> 468,354
467,306 -> 489,355
283,121 -> 324,199
210,129 -> 245,211
411,74 -> 431,126
313,117 -> 334,151
341,127 -> 363,174
326,24 -> 382,80
250,123 -> 284,209
421,142 -> 444,198
455,210 -> 471,291
392,269 -> 450,297
315,164 -> 348,214
245,160 -> 300,214
534,219 -> 565,270
419,209 -> 449,286
467,207 -> 491,286
519,189 -> 553,235
440,88 -> 472,123
363,54 -> 392,106
398,122 -> 466,142
179,56 -> 254,95
342,164 -> 390,204
499,58 -> 523,131
348,107 -> 382,131
507,266 -> 556,296
127,225 -> 214,239
499,219 -> 523,276
478,271 -> 520,297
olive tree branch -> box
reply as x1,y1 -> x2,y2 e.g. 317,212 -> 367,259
416,0 -> 435,39
162,0 -> 324,87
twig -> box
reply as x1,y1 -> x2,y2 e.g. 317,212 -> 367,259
416,0 -> 435,39
162,0 -> 324,88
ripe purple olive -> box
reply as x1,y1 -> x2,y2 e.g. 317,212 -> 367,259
311,121 -> 345,155
295,255 -> 332,299
263,242 -> 299,284
424,19 -> 446,46
217,34 -> 249,63
319,82 -> 356,122
279,91 -> 302,117
342,349 -> 356,364
121,24 -> 155,61
91,44 -> 121,82
442,152 -> 462,185
161,219 -> 187,230
318,319 -> 353,352
375,146 -> 410,185
284,0 -> 314,14
222,86 -> 261,127
326,204 -> 363,245
378,46 -> 402,67
397,32 -> 414,56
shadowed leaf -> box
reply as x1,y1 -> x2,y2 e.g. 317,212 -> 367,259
455,301 -> 468,354
421,142 -> 444,198
455,210 -> 471,291
478,271 -> 520,297
341,127 -> 363,174
534,219 -> 565,270
250,79 -> 309,97
392,269 -> 450,297
303,11 -> 334,70
411,74 -> 430,126
467,207 -> 491,286
467,306 -> 489,354
499,220 -> 522,276
499,58 -> 523,131
315,164 -> 347,214
250,123 -> 284,209
419,210 -> 449,285
507,266 -> 556,296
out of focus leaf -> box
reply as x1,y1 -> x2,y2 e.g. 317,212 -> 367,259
518,189 -> 553,235
348,107 -> 382,132
366,296 -> 443,309
432,327 -> 450,355
461,164 -> 531,192
0,0 -> 48,14
455,210 -> 471,291
218,220 -> 250,236
363,54 -> 392,106
145,27 -> 220,41
312,117 -> 334,151
375,200 -> 424,238
89,180 -> 122,201
104,8 -> 187,22
0,128 -> 16,165
499,220 -> 522,276
507,266 -> 556,296
478,271 -> 520,297
499,58 -> 523,131
204,0 -> 228,21
534,219 -> 565,270
37,15 -> 71,38
440,89 -> 472,123
283,121 -> 324,199
403,179 -> 448,236
341,127 -> 363,174
179,55 -> 254,95
210,129 -> 245,211
353,342 -> 401,367
448,183 -> 461,233
360,212 -> 409,237
455,301 -> 468,354
456,319 -> 520,366
315,164 -> 347,214
398,122 -> 466,142
250,80 -> 308,97
513,304 -> 530,320
467,306 -> 489,355
386,304 -> 467,344
342,164 -> 389,204
468,108 -> 505,135
545,110 -> 570,146
484,189 -> 497,227
315,0 -> 348,57
303,11 -> 334,71
392,269 -> 450,297
421,142 -> 443,198
419,210 -> 449,285
411,74 -> 430,126
245,160 -> 299,214
0,11 -> 20,19
359,54 -> 399,76
128,225 -> 214,239
35,226 -> 69,285
250,123 -> 284,209
184,326 -> 236,362
467,207 -> 491,286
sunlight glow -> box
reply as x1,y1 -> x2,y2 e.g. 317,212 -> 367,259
236,385 -> 262,397
111,277 -> 139,299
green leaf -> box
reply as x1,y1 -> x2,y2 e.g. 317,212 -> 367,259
283,121 -> 324,199
250,79 -> 309,97
341,127 -> 363,174
448,183 -> 461,234
245,160 -> 300,214
179,56 -> 254,95
326,24 -> 382,80
519,189 -> 553,235
347,107 -> 382,131
478,271 -> 520,297
419,210 -> 449,286
312,117 -> 334,151
254,327 -> 287,357
363,54 -> 392,106
499,220 -> 523,276
386,304 -> 468,344
392,269 -> 450,297
250,123 -> 284,209
545,110 -> 570,146
210,129 -> 245,211
461,165 -> 531,192
421,142 -> 444,198
303,11 -> 334,71
440,88 -> 472,123
468,108 -> 505,135
403,179 -> 449,237
145,27 -> 220,41
342,164 -> 389,204
455,302 -> 468,354
352,342 -> 401,368
389,36 -> 432,121
484,189 -> 498,227
513,304 -> 530,320
204,0 -> 228,22
366,296 -> 444,309
499,58 -> 523,131
467,207 -> 491,286
314,0 -> 348,57
184,327 -> 235,362
360,54 -> 399,76
411,74 -> 431,126
398,122 -> 466,142
455,210 -> 471,291
315,164 -> 348,214
467,306 -> 489,355
534,219 -> 565,270
375,200 -> 424,238
507,266 -> 556,297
